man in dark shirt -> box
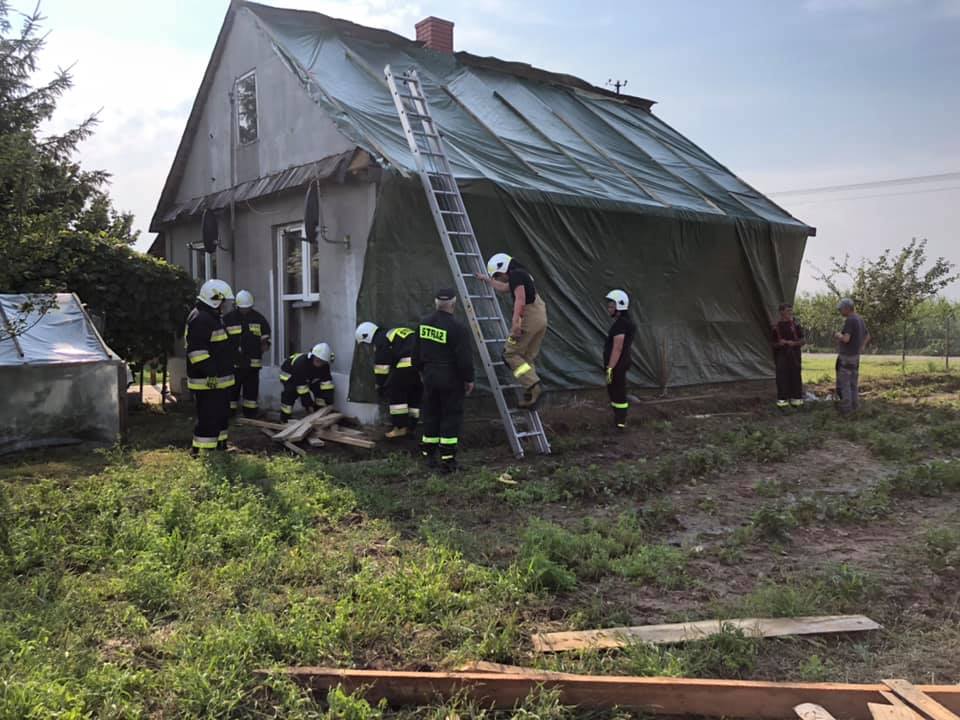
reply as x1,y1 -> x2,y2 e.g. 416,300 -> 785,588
279,343 -> 335,421
354,321 -> 422,439
413,288 -> 475,473
478,252 -> 548,409
834,298 -> 870,415
223,290 -> 271,418
603,289 -> 636,429
771,302 -> 806,409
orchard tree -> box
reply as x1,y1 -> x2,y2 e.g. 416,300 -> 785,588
812,239 -> 957,361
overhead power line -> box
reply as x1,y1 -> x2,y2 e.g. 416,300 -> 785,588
785,184 -> 960,207
769,171 -> 960,197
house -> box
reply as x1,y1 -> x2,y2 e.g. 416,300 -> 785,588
150,1 -> 814,419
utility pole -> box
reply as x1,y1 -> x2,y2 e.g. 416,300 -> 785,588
606,78 -> 628,95
947,312 -> 952,370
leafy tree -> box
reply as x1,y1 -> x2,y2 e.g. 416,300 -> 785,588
0,1 -> 187,361
811,239 -> 957,358
2,230 -> 196,364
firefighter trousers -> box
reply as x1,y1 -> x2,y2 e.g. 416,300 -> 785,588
387,367 -> 423,429
231,366 -> 261,418
193,388 -> 229,450
607,365 -> 630,427
504,296 -> 547,390
420,383 -> 465,465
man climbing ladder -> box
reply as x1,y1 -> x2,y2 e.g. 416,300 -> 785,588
477,252 -> 548,408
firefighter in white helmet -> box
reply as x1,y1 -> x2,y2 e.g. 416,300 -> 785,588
476,252 -> 548,408
222,290 -> 271,418
355,321 -> 423,439
184,279 -> 235,453
278,342 -> 336,421
603,289 -> 636,429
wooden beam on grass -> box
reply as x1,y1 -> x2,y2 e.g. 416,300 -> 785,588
532,615 -> 881,653
883,680 -> 960,720
272,407 -> 334,442
237,418 -> 288,431
455,661 -> 578,679
869,703 -> 926,720
283,441 -> 307,457
261,668 -> 960,720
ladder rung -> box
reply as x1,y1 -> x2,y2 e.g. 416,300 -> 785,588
433,190 -> 459,196
483,338 -> 505,344
454,252 -> 481,257
516,431 -> 544,439
427,171 -> 453,178
396,92 -> 422,101
474,316 -> 500,321
447,231 -> 472,236
467,294 -> 496,300
440,210 -> 465,215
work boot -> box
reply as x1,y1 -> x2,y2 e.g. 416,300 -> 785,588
790,399 -> 804,408
421,444 -> 438,469
776,400 -> 789,409
385,426 -> 409,439
440,458 -> 460,475
518,382 -> 543,409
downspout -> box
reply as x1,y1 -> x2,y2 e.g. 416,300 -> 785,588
227,84 -> 238,288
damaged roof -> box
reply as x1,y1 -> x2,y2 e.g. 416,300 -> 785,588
152,1 -> 812,233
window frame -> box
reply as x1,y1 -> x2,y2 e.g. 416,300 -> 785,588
276,222 -> 319,303
190,246 -> 215,282
235,69 -> 259,146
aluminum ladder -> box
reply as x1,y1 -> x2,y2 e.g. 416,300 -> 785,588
384,65 -> 550,458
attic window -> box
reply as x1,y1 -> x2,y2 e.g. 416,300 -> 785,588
236,71 -> 258,145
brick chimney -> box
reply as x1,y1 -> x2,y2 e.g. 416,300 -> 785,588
416,17 -> 454,53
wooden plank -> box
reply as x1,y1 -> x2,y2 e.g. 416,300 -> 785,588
869,703 -> 926,720
532,615 -> 881,653
795,703 -> 837,720
883,680 -> 960,720
259,428 -> 277,439
282,441 -> 307,457
236,417 -> 287,431
455,661 -> 577,679
313,428 -> 375,449
272,407 -> 333,442
313,413 -> 345,430
261,669 -> 960,720
881,692 -> 911,708
307,437 -> 326,448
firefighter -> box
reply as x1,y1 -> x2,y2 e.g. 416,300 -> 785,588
771,302 -> 806,409
355,321 -> 423,439
184,279 -> 235,453
413,288 -> 475,473
223,290 -> 271,418
604,289 -> 636,429
477,252 -> 547,408
279,343 -> 335,421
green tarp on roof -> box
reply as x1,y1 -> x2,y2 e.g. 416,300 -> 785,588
241,1 -> 811,232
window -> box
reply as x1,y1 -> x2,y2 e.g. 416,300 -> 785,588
190,247 -> 217,282
236,71 -> 258,145
277,224 -> 319,302
276,223 -> 320,360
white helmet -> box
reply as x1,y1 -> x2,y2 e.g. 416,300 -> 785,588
235,290 -> 254,308
355,322 -> 378,344
486,252 -> 513,276
605,289 -> 629,311
309,342 -> 333,363
198,279 -> 234,309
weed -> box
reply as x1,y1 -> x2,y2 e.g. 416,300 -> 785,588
923,526 -> 960,573
798,654 -> 834,682
682,624 -> 759,679
891,462 -> 960,498
614,545 -> 689,589
324,686 -> 386,719
734,564 -> 879,617
750,503 -> 798,542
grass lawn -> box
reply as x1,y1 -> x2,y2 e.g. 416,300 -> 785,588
802,353 -> 957,385
2,370 -> 959,717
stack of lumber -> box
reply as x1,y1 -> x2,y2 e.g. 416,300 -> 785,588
236,407 -> 375,455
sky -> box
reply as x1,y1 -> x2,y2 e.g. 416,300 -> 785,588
18,0 -> 960,296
